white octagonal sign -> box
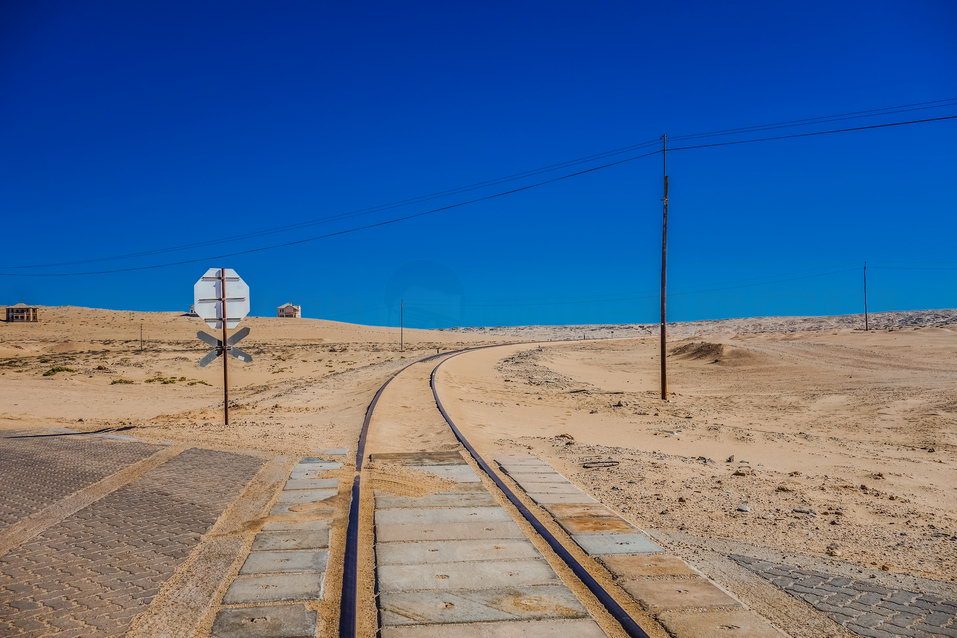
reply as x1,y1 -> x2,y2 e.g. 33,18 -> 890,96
193,268 -> 250,330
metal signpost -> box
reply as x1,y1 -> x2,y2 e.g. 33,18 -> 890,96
193,268 -> 252,425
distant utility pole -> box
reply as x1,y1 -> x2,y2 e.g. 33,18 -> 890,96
139,323 -> 144,351
400,300 -> 405,352
863,261 -> 869,331
659,135 -> 669,401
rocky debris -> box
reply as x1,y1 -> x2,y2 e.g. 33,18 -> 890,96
793,507 -> 818,515
737,504 -> 752,512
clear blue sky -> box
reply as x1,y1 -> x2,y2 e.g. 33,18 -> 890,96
2,1 -> 955,328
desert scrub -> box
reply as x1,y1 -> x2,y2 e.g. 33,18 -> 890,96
42,366 -> 75,376
146,376 -> 188,384
110,378 -> 135,385
187,380 -> 211,386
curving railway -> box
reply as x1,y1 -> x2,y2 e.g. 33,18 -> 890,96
337,343 -> 659,638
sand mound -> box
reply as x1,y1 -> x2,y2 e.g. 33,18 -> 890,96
671,341 -> 725,360
670,341 -> 757,366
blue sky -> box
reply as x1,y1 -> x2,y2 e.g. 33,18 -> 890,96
1,1 -> 955,327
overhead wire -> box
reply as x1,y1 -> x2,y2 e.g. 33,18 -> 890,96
1,108 -> 955,278
5,97 -> 956,271
669,97 -> 957,141
0,139 -> 660,269
0,148 -> 663,276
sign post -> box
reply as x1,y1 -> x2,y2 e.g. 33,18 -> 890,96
193,268 -> 252,425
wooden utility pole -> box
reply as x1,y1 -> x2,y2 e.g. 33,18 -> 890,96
220,267 -> 230,425
139,323 -> 144,351
659,135 -> 669,401
863,261 -> 869,331
400,300 -> 405,352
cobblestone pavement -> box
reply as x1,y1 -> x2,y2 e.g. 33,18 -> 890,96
0,447 -> 264,637
732,554 -> 957,638
0,433 -> 161,530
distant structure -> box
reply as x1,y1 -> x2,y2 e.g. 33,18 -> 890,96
184,304 -> 199,317
5,303 -> 38,323
277,303 -> 302,318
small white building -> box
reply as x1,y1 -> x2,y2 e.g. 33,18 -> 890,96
277,303 -> 302,318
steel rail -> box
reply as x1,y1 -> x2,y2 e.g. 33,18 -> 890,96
429,349 -> 653,638
338,348 -> 467,637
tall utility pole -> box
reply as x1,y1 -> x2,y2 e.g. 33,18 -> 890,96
659,135 -> 669,401
863,261 -> 869,331
400,300 -> 405,352
220,268 -> 230,426
139,323 -> 144,351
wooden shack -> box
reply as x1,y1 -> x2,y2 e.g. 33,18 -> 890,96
6,303 -> 38,322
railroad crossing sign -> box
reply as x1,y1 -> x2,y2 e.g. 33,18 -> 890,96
192,267 -> 252,426
193,268 -> 250,330
197,326 -> 253,367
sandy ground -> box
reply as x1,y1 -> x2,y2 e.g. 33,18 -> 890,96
436,326 -> 957,583
0,305 -> 495,454
2,304 -> 954,593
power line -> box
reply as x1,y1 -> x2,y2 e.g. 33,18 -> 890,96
2,112 -> 955,278
4,97 -> 954,271
670,97 -> 957,141
0,149 -> 663,277
0,139 -> 660,270
667,114 -> 957,152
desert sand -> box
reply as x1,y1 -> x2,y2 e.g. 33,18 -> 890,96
436,323 -> 957,583
2,304 -> 954,587
0,305 -> 497,454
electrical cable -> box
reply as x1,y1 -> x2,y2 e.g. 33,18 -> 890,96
2,111 -> 954,277
4,97 -> 955,270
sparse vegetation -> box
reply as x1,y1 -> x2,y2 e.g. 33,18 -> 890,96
146,375 -> 190,384
42,366 -> 75,376
187,380 -> 211,386
110,378 -> 135,385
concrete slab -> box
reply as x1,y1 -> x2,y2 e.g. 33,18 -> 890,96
316,448 -> 348,456
557,516 -> 635,535
284,478 -> 338,490
263,519 -> 331,532
495,456 -> 547,465
380,619 -> 607,637
407,464 -> 481,483
240,549 -> 328,575
507,473 -> 567,484
379,585 -> 587,625
497,462 -> 553,471
375,507 -> 510,526
375,492 -> 496,509
377,539 -> 539,565
526,492 -> 597,505
376,521 -> 525,542
223,572 -> 324,604
597,554 -> 696,578
289,467 -> 334,480
251,530 -> 330,551
544,504 -> 620,519
572,533 -> 662,555
270,503 -> 335,516
298,458 -> 343,468
658,609 -> 785,637
276,488 -> 338,504
211,604 -> 317,638
518,482 -> 585,494
620,576 -> 742,611
378,558 -> 559,592
372,451 -> 465,465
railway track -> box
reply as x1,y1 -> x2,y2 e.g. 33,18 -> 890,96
338,343 -> 655,637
